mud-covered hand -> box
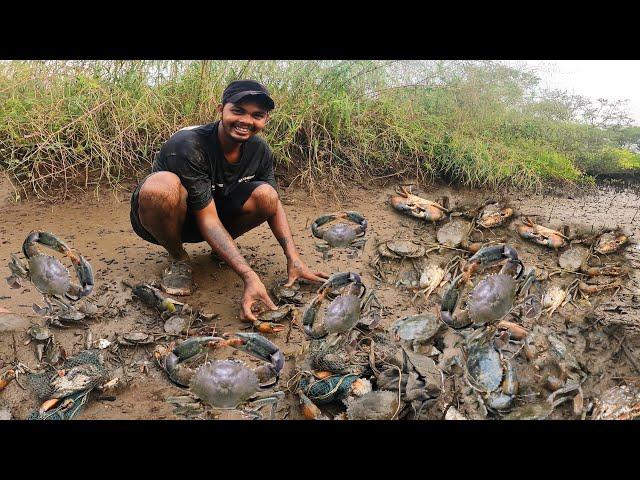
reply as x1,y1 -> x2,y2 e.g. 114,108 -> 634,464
241,274 -> 278,322
285,256 -> 329,287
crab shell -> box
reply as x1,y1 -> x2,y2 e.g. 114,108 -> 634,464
595,233 -> 628,254
436,220 -> 470,247
390,313 -> 442,344
190,360 -> 259,408
558,247 -> 589,271
467,274 -> 518,326
378,240 -> 425,258
28,255 -> 71,297
324,294 -> 361,334
346,390 -> 399,420
477,205 -> 514,229
323,224 -> 360,247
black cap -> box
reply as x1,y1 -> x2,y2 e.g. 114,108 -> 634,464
221,80 -> 275,110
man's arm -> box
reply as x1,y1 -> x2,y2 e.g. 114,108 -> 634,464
194,202 -> 276,320
268,199 -> 328,286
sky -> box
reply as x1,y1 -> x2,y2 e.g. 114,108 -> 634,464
509,60 -> 640,126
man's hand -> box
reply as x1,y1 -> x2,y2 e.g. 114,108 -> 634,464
285,255 -> 329,287
241,273 -> 278,322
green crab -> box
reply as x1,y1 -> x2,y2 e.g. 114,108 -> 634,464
7,231 -> 94,326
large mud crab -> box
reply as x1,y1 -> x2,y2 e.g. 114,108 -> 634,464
302,272 -> 367,339
517,217 -> 568,250
189,332 -> 285,417
155,333 -> 284,418
390,185 -> 449,223
440,244 -> 543,329
7,231 -> 94,326
311,211 -> 367,253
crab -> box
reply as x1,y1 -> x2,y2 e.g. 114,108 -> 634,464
372,240 -> 431,286
189,332 -> 285,418
558,246 -> 590,272
517,217 -> 568,249
594,230 -> 629,255
7,231 -> 94,326
542,284 -> 568,317
412,263 -> 448,302
436,220 -> 491,253
390,313 -> 443,351
592,384 -> 640,420
440,244 -> 543,329
302,272 -> 366,339
475,202 -> 514,229
463,327 -> 518,412
154,336 -> 222,387
115,331 -> 155,347
247,304 -> 298,334
38,359 -> 112,416
389,185 -> 449,223
521,325 -> 587,414
311,211 -> 367,253
271,282 -> 304,305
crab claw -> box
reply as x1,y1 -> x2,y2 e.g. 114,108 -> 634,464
222,332 -> 284,378
516,217 -> 568,249
0,369 -> 16,392
253,320 -> 285,334
172,336 -> 222,361
464,244 -> 522,278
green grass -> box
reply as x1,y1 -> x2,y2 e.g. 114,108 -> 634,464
0,60 -> 638,200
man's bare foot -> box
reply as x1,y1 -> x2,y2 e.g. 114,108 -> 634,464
161,260 -> 193,296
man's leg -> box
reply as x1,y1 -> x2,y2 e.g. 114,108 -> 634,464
224,183 -> 280,239
136,172 -> 193,295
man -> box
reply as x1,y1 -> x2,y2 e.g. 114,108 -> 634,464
130,80 -> 327,323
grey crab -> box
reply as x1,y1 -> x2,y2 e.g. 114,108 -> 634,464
311,211 -> 367,252
189,332 -> 285,418
440,244 -> 543,329
302,272 -> 366,339
7,231 -> 94,326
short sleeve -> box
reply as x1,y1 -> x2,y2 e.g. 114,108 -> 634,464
158,137 -> 212,211
256,147 -> 278,190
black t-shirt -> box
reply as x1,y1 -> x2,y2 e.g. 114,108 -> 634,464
152,121 -> 277,212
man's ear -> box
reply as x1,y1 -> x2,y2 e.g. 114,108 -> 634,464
216,103 -> 224,115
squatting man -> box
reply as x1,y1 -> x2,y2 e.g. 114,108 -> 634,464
130,80 -> 328,323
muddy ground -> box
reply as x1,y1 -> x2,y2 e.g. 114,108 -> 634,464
0,175 -> 639,420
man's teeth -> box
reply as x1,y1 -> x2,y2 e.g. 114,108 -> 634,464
235,125 -> 250,133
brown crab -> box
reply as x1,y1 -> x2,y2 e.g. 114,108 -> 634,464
390,185 -> 449,223
517,217 -> 568,250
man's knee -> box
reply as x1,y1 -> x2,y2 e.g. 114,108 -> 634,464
138,172 -> 186,214
246,183 -> 279,217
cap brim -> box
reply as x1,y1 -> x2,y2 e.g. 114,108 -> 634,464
227,91 -> 275,110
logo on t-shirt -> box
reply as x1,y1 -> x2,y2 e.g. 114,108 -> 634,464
238,175 -> 255,183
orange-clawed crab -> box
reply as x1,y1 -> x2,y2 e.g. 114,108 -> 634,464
516,217 -> 568,250
390,185 -> 449,223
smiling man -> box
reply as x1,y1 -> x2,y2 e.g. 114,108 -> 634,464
130,80 -> 327,323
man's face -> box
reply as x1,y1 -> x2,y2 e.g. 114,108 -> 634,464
217,100 -> 270,143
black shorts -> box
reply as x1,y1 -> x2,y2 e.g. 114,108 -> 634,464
130,173 -> 267,245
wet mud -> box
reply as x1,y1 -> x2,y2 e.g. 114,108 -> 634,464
0,175 -> 638,420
